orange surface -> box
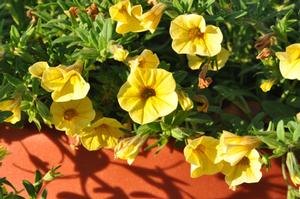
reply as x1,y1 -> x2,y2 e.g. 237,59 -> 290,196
0,125 -> 286,199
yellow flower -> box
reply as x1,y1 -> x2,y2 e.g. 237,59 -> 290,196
0,97 -> 21,124
110,45 -> 129,62
222,149 -> 262,190
80,117 -> 124,151
215,131 -> 261,166
117,67 -> 178,124
114,134 -> 149,165
128,49 -> 160,69
170,14 -> 223,56
41,67 -> 66,92
177,90 -> 193,111
28,61 -> 49,79
109,0 -> 146,34
50,97 -> 96,136
276,43 -> 300,80
140,3 -> 166,33
260,79 -> 276,92
51,70 -> 90,102
184,136 -> 223,178
187,48 -> 230,70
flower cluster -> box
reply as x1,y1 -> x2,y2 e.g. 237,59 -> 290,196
1,0 -> 300,195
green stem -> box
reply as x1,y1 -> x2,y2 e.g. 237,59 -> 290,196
280,80 -> 297,102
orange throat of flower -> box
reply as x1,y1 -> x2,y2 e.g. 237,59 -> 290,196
64,109 -> 78,121
188,28 -> 204,40
141,88 -> 156,99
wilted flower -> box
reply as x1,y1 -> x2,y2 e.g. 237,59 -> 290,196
276,43 -> 300,80
115,134 -> 149,165
28,61 -> 49,79
215,131 -> 261,166
117,67 -> 178,124
0,97 -> 21,124
194,95 -> 209,112
170,14 -> 223,56
256,48 -> 272,59
222,149 -> 262,190
255,33 -> 274,50
109,0 -> 146,34
50,97 -> 96,136
260,79 -> 276,92
177,90 -> 194,111
80,117 -> 124,151
140,3 -> 166,33
110,45 -> 129,62
128,49 -> 159,69
184,136 -> 223,178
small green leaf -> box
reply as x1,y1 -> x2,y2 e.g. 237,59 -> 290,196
293,124 -> 300,142
41,189 -> 48,199
22,180 -> 36,198
136,122 -> 161,135
276,120 -> 285,141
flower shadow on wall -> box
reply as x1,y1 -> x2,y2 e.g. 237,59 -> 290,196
0,124 -> 195,199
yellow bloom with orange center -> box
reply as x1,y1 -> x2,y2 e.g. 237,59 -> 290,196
28,61 -> 49,79
184,136 -> 223,178
0,97 -> 21,124
114,134 -> 149,165
170,14 -> 223,56
117,67 -> 178,124
140,3 -> 166,33
187,48 -> 230,70
109,0 -> 146,34
222,149 -> 262,190
110,45 -> 129,62
177,90 -> 193,111
215,131 -> 261,166
260,79 -> 276,92
80,117 -> 124,151
276,43 -> 300,80
50,97 -> 96,136
128,49 -> 160,69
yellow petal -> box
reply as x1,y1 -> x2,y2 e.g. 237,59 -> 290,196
0,98 -> 21,124
41,67 -> 65,92
187,55 -> 205,70
28,61 -> 49,79
209,48 -> 230,71
203,25 -> 223,56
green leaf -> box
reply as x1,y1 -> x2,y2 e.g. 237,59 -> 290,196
173,70 -> 187,84
34,170 -> 43,193
4,74 -> 23,87
0,111 -> 13,122
136,122 -> 161,135
41,189 -> 48,199
22,180 -> 36,198
36,101 -> 51,121
170,128 -> 188,140
276,120 -> 285,141
293,124 -> 300,142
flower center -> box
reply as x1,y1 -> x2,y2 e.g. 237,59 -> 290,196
188,28 -> 204,39
64,109 -> 77,121
239,157 -> 250,167
141,88 -> 156,99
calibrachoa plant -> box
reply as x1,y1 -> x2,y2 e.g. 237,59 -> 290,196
0,0 -> 300,197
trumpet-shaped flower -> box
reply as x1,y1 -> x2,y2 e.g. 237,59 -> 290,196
276,43 -> 300,80
51,70 -> 90,102
28,61 -> 49,79
215,131 -> 261,166
260,79 -> 276,92
41,67 -> 66,92
110,45 -> 129,62
177,90 -> 193,111
128,49 -> 159,69
50,97 -> 96,136
0,97 -> 21,124
117,67 -> 178,124
114,134 -> 149,165
140,3 -> 166,33
184,136 -> 223,178
80,117 -> 124,151
170,14 -> 223,56
109,0 -> 146,34
222,149 -> 262,190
